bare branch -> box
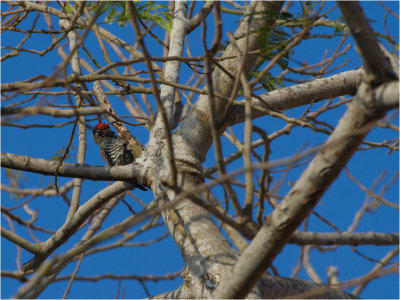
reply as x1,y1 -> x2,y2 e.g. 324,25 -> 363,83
92,81 -> 144,158
1,227 -> 40,255
187,1 -> 214,33
226,68 -> 363,127
353,247 -> 399,295
157,0 -> 187,128
20,181 -> 134,272
212,18 -> 398,296
338,1 -> 397,85
1,152 -> 147,182
1,106 -> 104,117
289,232 -> 399,246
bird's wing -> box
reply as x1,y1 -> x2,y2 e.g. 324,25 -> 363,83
99,144 -> 113,167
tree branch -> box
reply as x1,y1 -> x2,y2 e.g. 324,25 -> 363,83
289,232 -> 399,246
212,20 -> 398,299
174,1 -> 285,163
156,0 -> 186,129
1,106 -> 104,117
187,1 -> 214,33
20,181 -> 134,272
226,68 -> 362,127
92,81 -> 143,158
1,152 -> 147,183
338,1 -> 397,85
1,227 -> 40,255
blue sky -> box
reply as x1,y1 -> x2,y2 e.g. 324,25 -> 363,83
1,1 -> 399,298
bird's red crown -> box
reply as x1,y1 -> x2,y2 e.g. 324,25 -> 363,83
94,122 -> 109,130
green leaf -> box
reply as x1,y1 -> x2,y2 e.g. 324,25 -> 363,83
64,3 -> 74,14
98,1 -> 173,32
238,10 -> 291,92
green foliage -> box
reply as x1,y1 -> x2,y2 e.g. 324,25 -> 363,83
246,11 -> 293,92
64,1 -> 173,31
376,32 -> 398,48
227,10 -> 292,93
135,1 -> 173,32
248,69 -> 284,92
64,2 -> 108,18
100,1 -> 172,31
333,21 -> 346,33
103,1 -> 130,26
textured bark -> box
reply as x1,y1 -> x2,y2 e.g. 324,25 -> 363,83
148,2 -> 287,298
289,232 -> 399,246
212,83 -> 397,298
1,152 -> 148,183
211,1 -> 398,297
175,1 -> 285,163
1,106 -> 104,116
2,1 -> 397,299
156,0 -> 187,129
338,2 -> 397,85
226,68 -> 363,127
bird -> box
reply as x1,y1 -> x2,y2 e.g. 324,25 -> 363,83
92,122 -> 147,191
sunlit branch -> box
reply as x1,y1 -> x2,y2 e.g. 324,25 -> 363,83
1,106 -> 104,117
1,152 -> 147,182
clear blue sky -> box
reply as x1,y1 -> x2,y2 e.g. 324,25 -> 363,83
2,1 -> 398,298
